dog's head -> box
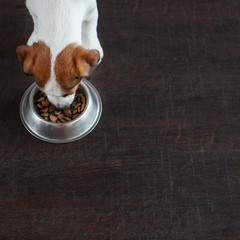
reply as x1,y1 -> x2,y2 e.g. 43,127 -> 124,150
16,41 -> 100,109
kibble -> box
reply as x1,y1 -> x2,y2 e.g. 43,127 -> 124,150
37,103 -> 43,109
40,112 -> 48,117
81,103 -> 85,112
37,97 -> 45,102
54,110 -> 62,116
49,114 -> 57,123
40,108 -> 48,113
81,95 -> 86,104
48,105 -> 55,113
63,116 -> 72,122
73,113 -> 80,119
63,107 -> 72,118
41,100 -> 50,108
35,89 -> 86,123
75,103 -> 81,108
60,119 -> 67,123
57,114 -> 64,119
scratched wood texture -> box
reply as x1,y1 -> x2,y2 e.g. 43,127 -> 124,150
1,0 -> 240,239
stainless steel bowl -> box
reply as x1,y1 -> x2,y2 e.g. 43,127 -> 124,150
19,79 -> 102,143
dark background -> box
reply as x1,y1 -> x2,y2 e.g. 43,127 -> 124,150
1,0 -> 240,239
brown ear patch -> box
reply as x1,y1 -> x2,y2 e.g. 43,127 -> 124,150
74,47 -> 100,76
16,41 -> 51,88
16,45 -> 36,74
54,44 -> 100,94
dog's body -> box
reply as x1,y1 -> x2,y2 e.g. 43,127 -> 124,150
17,0 -> 103,108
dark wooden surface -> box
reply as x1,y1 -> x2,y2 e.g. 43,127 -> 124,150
1,0 -> 240,239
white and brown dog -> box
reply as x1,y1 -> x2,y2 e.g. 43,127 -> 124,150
16,0 -> 103,109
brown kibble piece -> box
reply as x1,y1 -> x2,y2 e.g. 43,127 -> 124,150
40,108 -> 48,113
77,107 -> 81,113
63,107 -> 72,117
41,112 -> 48,117
64,116 -> 72,122
48,105 -> 55,112
73,113 -> 80,119
44,116 -> 49,121
41,100 -> 50,107
57,114 -> 64,119
72,109 -> 77,114
54,110 -> 62,115
81,95 -> 86,104
80,103 -> 85,112
75,103 -> 81,108
37,97 -> 45,102
49,114 -> 57,122
60,119 -> 67,123
77,97 -> 81,103
37,103 -> 43,109
56,120 -> 61,123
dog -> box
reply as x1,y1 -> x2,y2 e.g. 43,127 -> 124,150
16,0 -> 103,109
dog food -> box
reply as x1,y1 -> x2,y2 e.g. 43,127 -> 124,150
35,90 -> 86,123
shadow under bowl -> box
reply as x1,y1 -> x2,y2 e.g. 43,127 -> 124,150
19,79 -> 102,143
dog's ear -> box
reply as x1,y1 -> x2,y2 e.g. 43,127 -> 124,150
16,45 -> 36,75
74,47 -> 100,78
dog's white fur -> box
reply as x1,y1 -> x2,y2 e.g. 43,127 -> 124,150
25,0 -> 103,108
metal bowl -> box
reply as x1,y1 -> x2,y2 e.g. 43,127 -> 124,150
19,79 -> 102,143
